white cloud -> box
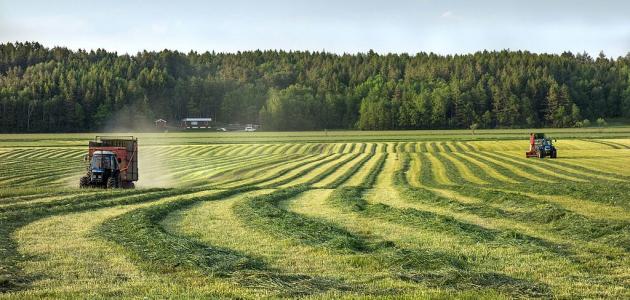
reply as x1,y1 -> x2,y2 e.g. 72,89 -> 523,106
441,11 -> 453,18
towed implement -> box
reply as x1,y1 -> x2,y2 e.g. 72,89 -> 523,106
80,136 -> 138,188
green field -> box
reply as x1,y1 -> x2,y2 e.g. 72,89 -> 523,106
1,129 -> 629,299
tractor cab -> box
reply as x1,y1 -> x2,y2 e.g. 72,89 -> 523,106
87,150 -> 120,185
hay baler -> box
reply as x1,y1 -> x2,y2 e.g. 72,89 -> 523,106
80,136 -> 138,188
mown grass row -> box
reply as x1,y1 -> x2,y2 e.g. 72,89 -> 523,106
407,153 -> 630,250
1,137 -> 629,298
324,187 -> 552,297
229,182 -> 550,297
96,187 -> 354,297
391,153 -> 629,297
0,187 -> 193,292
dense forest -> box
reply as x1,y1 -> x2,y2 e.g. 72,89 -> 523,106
1,42 -> 629,132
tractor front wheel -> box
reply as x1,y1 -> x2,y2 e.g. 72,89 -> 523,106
79,176 -> 89,188
538,151 -> 544,159
551,150 -> 557,158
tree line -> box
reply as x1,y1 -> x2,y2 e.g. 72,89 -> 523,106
1,41 -> 629,132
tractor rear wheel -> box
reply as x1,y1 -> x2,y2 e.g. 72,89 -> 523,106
551,150 -> 557,158
106,176 -> 117,189
79,176 -> 89,188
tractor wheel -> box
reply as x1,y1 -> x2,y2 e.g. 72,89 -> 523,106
538,151 -> 544,159
551,150 -> 557,158
106,176 -> 117,189
79,176 -> 89,188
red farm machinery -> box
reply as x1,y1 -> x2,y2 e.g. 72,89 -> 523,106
79,136 -> 138,189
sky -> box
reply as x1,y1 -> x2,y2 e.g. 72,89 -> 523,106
1,0 -> 629,57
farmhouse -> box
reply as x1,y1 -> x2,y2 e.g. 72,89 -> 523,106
181,117 -> 212,129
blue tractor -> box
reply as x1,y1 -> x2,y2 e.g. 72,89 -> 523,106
526,133 -> 557,159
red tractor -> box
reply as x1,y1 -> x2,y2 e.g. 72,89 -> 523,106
80,136 -> 138,189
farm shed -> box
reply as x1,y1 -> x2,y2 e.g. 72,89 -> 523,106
154,119 -> 167,129
181,117 -> 212,129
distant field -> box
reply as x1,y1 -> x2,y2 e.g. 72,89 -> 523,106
0,130 -> 629,298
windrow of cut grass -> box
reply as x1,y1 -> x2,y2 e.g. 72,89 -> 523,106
443,150 -> 630,208
232,186 -> 370,252
261,154 -> 345,188
388,154 -> 630,298
1,135 -> 629,298
287,187 -> 552,298
283,153 -> 362,188
414,153 -> 630,240
319,153 -> 375,188
0,187 -> 202,293
9,189 -> 233,298
96,187 -> 356,298
217,154 -> 326,188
